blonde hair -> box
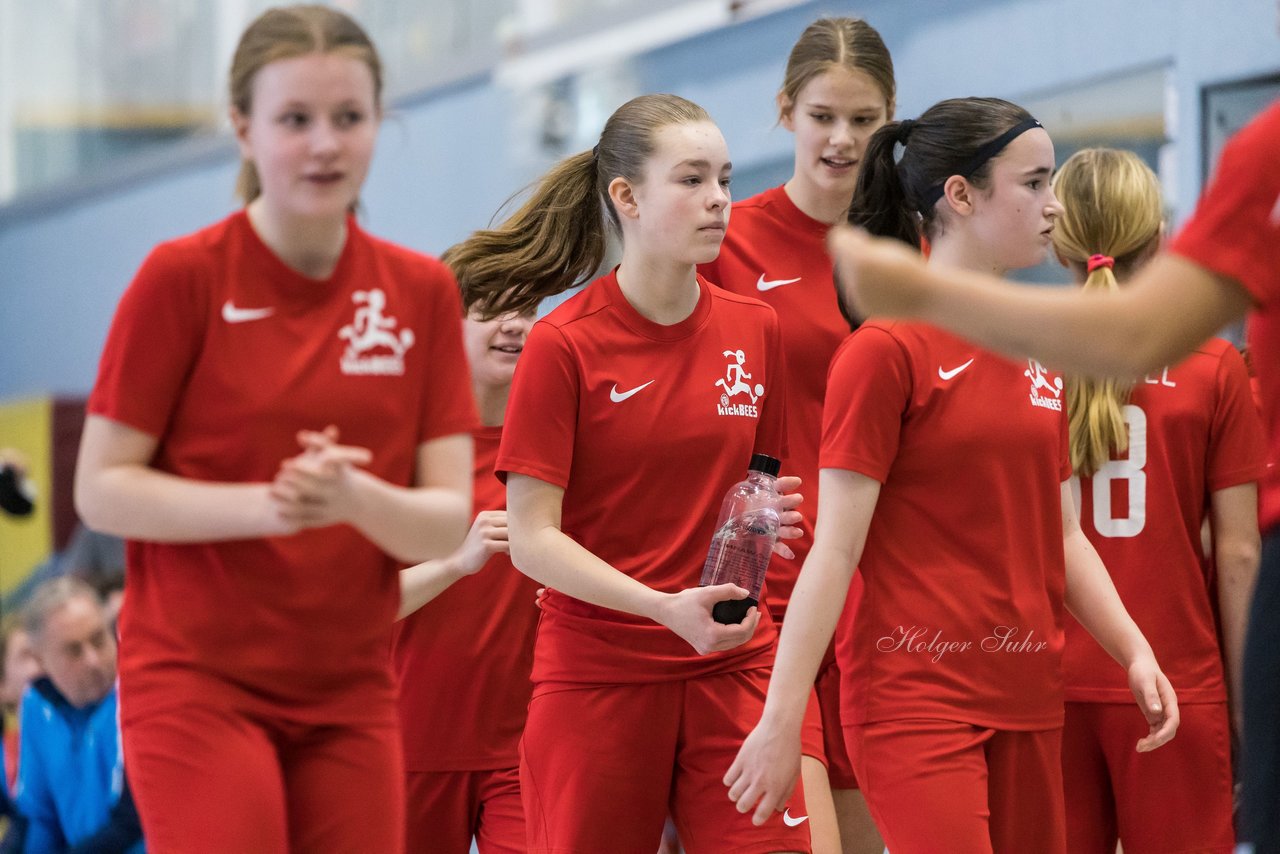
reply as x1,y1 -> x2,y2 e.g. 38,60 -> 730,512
446,94 -> 711,318
1052,148 -> 1163,476
230,5 -> 384,204
778,17 -> 895,120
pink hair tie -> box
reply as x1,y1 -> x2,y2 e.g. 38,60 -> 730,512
1087,254 -> 1115,273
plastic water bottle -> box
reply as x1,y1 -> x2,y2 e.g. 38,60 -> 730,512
700,453 -> 781,624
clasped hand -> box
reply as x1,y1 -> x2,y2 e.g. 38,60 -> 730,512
269,426 -> 372,531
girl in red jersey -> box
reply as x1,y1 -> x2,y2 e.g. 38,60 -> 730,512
1052,148 -> 1264,854
72,7 -> 476,852
726,98 -> 1179,854
393,298 -> 538,854
827,97 -> 1280,854
448,93 -> 810,854
699,18 -> 894,854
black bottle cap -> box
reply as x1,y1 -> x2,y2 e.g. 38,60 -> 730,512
747,453 -> 780,477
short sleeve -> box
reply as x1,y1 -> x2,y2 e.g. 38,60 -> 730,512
820,326 -> 911,482
1170,101 -> 1280,308
416,262 -> 479,441
1207,344 -> 1268,491
495,321 -> 579,488
86,243 -> 207,438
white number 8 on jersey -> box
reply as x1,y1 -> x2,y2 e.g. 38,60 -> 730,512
1069,404 -> 1147,538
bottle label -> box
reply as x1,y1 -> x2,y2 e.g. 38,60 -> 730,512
699,514 -> 776,597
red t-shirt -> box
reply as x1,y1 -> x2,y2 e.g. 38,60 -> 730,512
393,425 -> 539,771
699,185 -> 850,619
1171,99 -> 1280,533
822,321 -> 1071,730
1065,339 -> 1265,703
496,270 -> 788,684
88,211 -> 477,724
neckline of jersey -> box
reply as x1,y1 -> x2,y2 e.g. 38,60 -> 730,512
766,184 -> 836,238
601,268 -> 713,342
232,209 -> 361,302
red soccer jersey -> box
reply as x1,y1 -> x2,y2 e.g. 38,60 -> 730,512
1171,99 -> 1280,533
1064,339 -> 1266,703
699,185 -> 850,619
496,270 -> 788,684
822,321 -> 1071,730
393,425 -> 539,770
87,211 -> 477,724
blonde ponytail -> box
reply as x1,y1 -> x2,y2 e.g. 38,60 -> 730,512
1053,149 -> 1162,476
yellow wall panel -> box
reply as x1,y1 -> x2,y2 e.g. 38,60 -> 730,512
0,397 -> 52,601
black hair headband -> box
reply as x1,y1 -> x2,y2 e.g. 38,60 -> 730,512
919,116 -> 1043,209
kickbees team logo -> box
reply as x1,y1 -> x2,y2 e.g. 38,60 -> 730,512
338,289 -> 415,376
715,349 -> 763,417
1025,359 -> 1063,411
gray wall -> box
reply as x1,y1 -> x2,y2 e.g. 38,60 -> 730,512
1,0 -> 1276,401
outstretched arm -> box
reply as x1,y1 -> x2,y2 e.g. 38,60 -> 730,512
827,227 -> 1251,377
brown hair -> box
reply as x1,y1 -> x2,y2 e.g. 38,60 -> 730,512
446,94 -> 711,318
230,5 -> 384,204
1054,148 -> 1162,475
849,97 -> 1036,248
778,17 -> 895,120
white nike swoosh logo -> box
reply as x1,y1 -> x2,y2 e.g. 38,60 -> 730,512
609,380 -> 654,403
756,274 -> 801,292
222,300 -> 275,323
782,809 -> 809,827
1270,191 -> 1280,227
938,358 -> 975,380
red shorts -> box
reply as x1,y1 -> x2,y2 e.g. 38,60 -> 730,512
520,668 -> 812,854
814,647 -> 857,789
125,693 -> 403,854
1062,701 -> 1234,854
405,767 -> 524,854
845,718 -> 1065,854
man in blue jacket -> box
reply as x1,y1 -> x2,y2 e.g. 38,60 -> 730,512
12,577 -> 141,853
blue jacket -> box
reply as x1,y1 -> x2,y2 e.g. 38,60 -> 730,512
12,679 -> 142,854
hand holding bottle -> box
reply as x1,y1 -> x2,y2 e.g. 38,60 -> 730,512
701,455 -> 783,624
654,584 -> 761,655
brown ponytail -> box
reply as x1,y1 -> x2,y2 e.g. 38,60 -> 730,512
444,152 -> 603,319
447,94 -> 711,319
